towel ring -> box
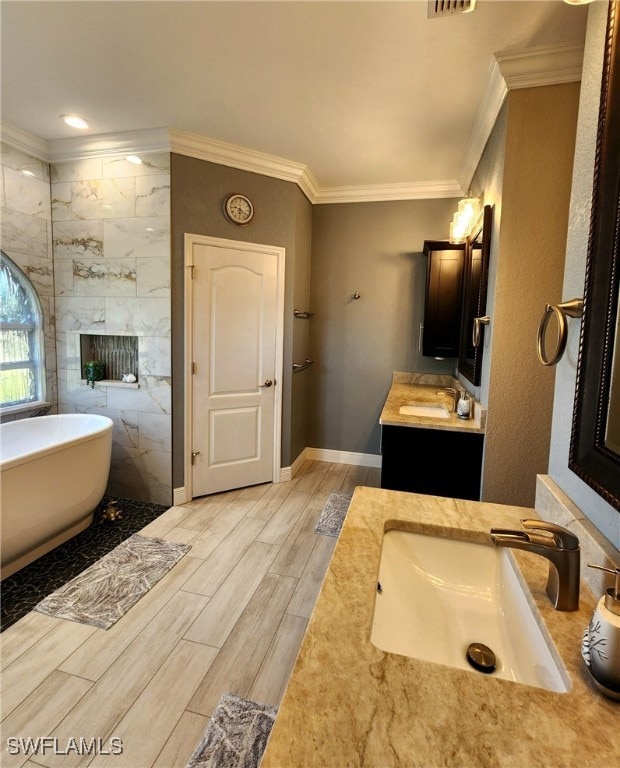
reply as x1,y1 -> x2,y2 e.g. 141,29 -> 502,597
536,298 -> 584,366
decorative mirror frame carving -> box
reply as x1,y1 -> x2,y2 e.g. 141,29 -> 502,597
569,0 -> 620,511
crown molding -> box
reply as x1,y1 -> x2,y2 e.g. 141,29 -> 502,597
496,42 -> 584,90
46,127 -> 171,163
0,123 -> 172,164
168,129 -> 462,202
0,123 -> 50,161
0,41 -> 584,203
314,180 -> 463,204
459,58 -> 508,191
168,128 -> 321,202
460,41 -> 583,190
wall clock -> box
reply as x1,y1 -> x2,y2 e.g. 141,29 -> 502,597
223,193 -> 254,225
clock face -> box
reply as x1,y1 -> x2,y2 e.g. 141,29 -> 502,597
224,194 -> 254,225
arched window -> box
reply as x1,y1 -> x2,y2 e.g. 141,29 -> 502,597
0,251 -> 46,410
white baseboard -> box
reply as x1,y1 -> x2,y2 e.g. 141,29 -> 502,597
278,466 -> 292,483
173,486 -> 191,505
278,448 -> 308,482
305,447 -> 382,468
182,448 -> 380,497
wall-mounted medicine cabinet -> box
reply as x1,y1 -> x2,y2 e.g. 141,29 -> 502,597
458,205 -> 492,386
421,204 -> 492,386
421,241 -> 465,358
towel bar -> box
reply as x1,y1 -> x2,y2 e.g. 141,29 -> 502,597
293,359 -> 313,373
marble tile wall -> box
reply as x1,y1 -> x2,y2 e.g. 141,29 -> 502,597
51,153 -> 172,506
0,143 -> 57,420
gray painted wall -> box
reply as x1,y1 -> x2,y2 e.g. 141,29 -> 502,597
170,154 -> 313,487
548,2 -> 620,549
290,191 -> 313,462
307,199 -> 457,455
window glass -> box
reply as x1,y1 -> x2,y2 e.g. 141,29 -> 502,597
0,251 -> 46,409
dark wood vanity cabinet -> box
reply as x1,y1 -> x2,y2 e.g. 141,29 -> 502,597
380,425 -> 484,501
422,241 -> 465,358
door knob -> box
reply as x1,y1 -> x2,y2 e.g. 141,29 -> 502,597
260,379 -> 273,388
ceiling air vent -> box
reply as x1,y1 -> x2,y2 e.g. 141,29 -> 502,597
427,0 -> 477,18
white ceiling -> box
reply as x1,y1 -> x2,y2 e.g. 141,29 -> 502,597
1,1 -> 588,193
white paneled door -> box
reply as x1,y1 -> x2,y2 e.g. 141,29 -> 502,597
187,236 -> 284,497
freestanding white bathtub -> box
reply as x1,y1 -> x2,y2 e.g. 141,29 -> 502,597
0,413 -> 113,579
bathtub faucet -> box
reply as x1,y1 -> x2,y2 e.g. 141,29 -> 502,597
490,519 -> 580,611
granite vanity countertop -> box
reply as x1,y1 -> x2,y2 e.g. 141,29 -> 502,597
379,373 -> 486,434
261,486 -> 618,768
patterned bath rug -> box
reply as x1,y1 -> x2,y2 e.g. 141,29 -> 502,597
314,491 -> 353,537
34,533 -> 190,629
186,692 -> 277,768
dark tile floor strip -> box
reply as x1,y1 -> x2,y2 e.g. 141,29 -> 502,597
0,497 -> 168,632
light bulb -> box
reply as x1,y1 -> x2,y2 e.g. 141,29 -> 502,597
457,196 -> 480,233
449,213 -> 468,244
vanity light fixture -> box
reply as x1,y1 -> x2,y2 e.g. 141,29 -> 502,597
60,114 -> 89,130
20,170 -> 36,177
562,0 -> 594,5
449,212 -> 468,244
449,193 -> 481,244
126,155 -> 143,165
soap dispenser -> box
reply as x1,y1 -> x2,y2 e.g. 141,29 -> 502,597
581,563 -> 620,699
456,390 -> 471,420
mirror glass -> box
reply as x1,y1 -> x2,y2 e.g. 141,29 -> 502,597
606,308 -> 620,455
458,205 -> 492,386
569,1 -> 620,511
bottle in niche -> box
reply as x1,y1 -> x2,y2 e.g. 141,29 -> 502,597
457,390 -> 471,419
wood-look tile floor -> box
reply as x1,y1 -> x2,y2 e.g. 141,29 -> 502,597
0,461 -> 380,768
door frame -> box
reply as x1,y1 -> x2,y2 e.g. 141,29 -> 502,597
183,233 -> 286,500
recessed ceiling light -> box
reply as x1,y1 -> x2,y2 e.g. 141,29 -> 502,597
60,114 -> 89,130
126,155 -> 143,165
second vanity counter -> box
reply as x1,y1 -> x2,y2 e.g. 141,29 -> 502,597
261,487 -> 618,768
379,372 -> 486,435
379,373 -> 486,499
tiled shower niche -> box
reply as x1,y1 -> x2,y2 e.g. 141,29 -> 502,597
80,334 -> 138,384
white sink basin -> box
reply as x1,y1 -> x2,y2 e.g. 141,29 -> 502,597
371,530 -> 569,692
398,402 -> 450,418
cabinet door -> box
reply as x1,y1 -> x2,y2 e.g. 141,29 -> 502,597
380,425 -> 483,501
458,205 -> 492,386
422,241 -> 465,358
